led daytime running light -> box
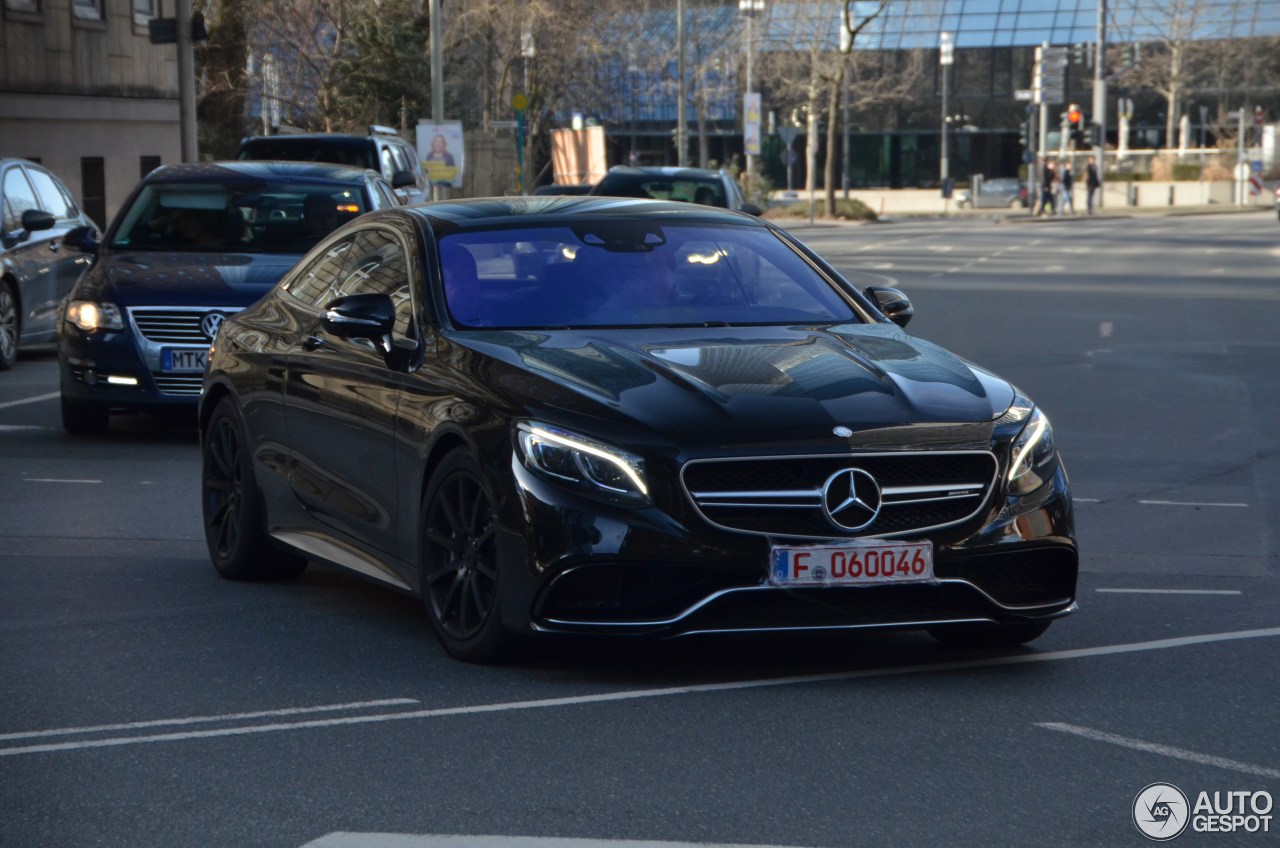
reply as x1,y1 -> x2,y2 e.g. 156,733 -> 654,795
527,426 -> 648,497
1008,414 -> 1047,483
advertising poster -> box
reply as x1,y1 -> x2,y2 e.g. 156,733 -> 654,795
416,120 -> 465,188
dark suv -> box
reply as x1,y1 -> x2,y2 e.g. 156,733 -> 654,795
1,158 -> 98,370
590,166 -> 762,215
238,126 -> 429,204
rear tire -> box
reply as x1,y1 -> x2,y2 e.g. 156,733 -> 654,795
927,620 -> 1052,648
0,279 -> 18,371
60,394 -> 109,435
202,396 -> 308,581
420,450 -> 519,663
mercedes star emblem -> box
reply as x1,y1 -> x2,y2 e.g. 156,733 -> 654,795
821,467 -> 882,531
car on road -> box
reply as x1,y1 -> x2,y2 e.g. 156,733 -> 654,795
1,157 -> 99,370
955,177 -> 1028,210
57,160 -> 399,433
238,127 -> 429,204
200,196 -> 1077,662
590,166 -> 762,215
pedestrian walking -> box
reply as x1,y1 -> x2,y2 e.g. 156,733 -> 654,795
1061,162 -> 1076,215
1086,156 -> 1101,214
1036,160 -> 1057,216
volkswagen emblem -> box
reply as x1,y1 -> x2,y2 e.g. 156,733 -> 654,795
201,312 -> 226,340
821,468 -> 882,531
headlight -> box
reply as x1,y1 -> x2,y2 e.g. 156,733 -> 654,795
516,422 -> 651,507
1006,407 -> 1057,495
66,301 -> 124,332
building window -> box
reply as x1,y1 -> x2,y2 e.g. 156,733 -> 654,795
80,157 -> 106,230
133,0 -> 154,29
140,156 -> 161,179
4,0 -> 41,17
73,0 -> 102,21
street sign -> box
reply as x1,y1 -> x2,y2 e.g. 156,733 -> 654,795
1015,89 -> 1033,101
511,93 -> 529,112
489,120 -> 517,129
778,126 -> 800,146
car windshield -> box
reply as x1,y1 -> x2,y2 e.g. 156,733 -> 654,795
601,177 -> 727,207
439,222 -> 859,329
109,182 -> 368,253
238,138 -> 378,171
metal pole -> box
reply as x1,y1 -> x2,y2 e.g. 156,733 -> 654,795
1237,108 -> 1246,207
677,0 -> 687,167
1092,0 -> 1106,208
429,0 -> 444,199
176,0 -> 197,162
744,7 -> 754,181
842,68 -> 850,195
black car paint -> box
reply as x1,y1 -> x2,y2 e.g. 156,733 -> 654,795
203,197 -> 1076,649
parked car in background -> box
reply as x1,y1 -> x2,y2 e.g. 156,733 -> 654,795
590,166 -> 762,215
238,126 -> 428,204
1,157 -> 98,370
57,161 -> 397,433
955,177 -> 1028,209
531,183 -> 593,196
200,196 -> 1077,663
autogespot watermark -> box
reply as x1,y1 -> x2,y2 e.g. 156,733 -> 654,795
1133,783 -> 1274,840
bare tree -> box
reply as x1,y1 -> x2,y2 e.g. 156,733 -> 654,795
823,0 -> 888,215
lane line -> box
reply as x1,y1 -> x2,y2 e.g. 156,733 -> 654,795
0,391 -> 59,411
1138,499 -> 1248,508
1072,498 -> 1101,503
0,698 -> 421,742
1096,588 -> 1243,596
1099,321 -> 1113,338
24,478 -> 102,484
1036,722 -> 1280,780
4,626 -> 1280,758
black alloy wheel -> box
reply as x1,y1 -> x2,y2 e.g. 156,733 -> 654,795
0,279 -> 18,371
202,397 -> 307,581
421,450 -> 514,662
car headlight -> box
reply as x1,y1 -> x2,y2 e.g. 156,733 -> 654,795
516,422 -> 651,507
66,301 -> 124,332
1006,407 -> 1058,495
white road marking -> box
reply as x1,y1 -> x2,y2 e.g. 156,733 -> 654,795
0,425 -> 46,432
1138,499 -> 1248,508
1209,268 -> 1225,274
24,478 -> 101,484
1096,588 -> 1242,596
1036,722 -> 1280,780
303,837 -> 811,848
1072,497 -> 1101,503
947,266 -> 961,273
1099,321 -> 1113,338
1045,264 -> 1064,272
4,626 -> 1280,758
0,698 -> 421,743
870,262 -> 895,269
0,391 -> 59,411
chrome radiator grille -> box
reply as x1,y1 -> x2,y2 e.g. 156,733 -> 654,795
681,451 -> 998,540
130,308 -> 231,344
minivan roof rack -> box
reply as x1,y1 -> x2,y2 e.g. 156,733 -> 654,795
369,124 -> 400,137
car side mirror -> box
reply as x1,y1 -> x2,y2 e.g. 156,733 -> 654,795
740,202 -> 763,216
391,170 -> 416,189
63,225 -> 101,256
21,209 -> 56,233
864,286 -> 914,328
322,292 -> 397,355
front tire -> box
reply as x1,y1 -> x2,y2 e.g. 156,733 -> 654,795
60,394 -> 109,435
420,450 -> 518,663
927,620 -> 1052,648
0,279 -> 18,371
202,396 -> 307,581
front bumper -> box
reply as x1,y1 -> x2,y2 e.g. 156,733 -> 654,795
502,459 -> 1077,639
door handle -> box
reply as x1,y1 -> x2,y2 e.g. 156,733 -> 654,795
303,335 -> 325,351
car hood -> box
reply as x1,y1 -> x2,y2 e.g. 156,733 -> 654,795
452,323 -> 1015,450
74,250 -> 301,307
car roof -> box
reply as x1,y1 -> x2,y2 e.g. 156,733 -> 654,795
240,133 -> 404,146
600,166 -> 727,180
403,196 -> 760,230
142,160 -> 376,186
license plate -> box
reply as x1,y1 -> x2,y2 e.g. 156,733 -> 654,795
161,348 -> 208,373
770,539 -> 934,586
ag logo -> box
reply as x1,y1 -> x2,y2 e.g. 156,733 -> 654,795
201,312 -> 226,341
1133,783 -> 1189,841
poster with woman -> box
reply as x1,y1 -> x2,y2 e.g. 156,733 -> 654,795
416,121 -> 465,188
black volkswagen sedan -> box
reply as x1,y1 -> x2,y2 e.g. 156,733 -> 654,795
57,161 -> 399,433
200,197 -> 1077,662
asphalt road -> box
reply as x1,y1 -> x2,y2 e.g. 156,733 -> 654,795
2,210 -> 1278,848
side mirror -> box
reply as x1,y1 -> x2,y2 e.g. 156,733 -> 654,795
864,285 -> 914,329
740,202 -> 764,216
391,170 -> 416,189
63,225 -> 101,256
321,292 -> 396,353
21,209 -> 56,233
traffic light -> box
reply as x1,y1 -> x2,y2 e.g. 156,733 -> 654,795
1123,43 -> 1140,67
1084,122 -> 1101,147
1070,42 -> 1093,68
1019,121 -> 1031,148
1067,104 -> 1083,145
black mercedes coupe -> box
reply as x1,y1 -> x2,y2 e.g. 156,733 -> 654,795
199,197 -> 1077,662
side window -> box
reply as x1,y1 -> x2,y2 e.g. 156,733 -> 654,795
335,228 -> 414,340
393,144 -> 416,178
373,179 -> 398,209
379,146 -> 397,181
3,168 -> 41,229
282,235 -> 356,308
25,168 -> 74,220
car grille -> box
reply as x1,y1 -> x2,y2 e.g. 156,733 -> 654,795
130,308 -> 233,344
152,375 -> 204,396
681,451 -> 998,540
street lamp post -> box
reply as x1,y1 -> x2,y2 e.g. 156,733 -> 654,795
939,32 -> 953,193
676,0 -> 687,167
739,0 -> 764,184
